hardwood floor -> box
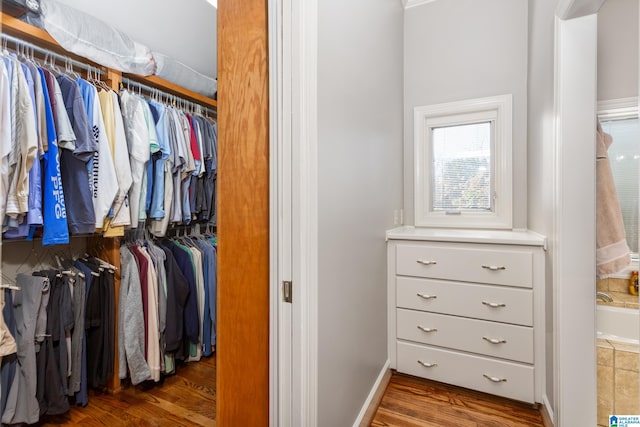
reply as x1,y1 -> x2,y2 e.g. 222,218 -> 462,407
30,357 -> 546,426
371,373 -> 545,427
36,355 -> 216,426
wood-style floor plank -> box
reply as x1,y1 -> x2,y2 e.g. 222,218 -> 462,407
371,373 -> 545,427
36,355 -> 216,427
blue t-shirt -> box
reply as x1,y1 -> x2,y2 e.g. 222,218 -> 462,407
147,101 -> 171,220
39,68 -> 69,246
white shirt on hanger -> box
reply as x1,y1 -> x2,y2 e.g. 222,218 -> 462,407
0,60 -> 12,222
120,90 -> 149,228
89,86 -> 118,229
109,91 -> 133,227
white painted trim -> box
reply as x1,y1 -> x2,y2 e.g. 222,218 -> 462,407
268,0 -> 293,425
402,0 -> 438,9
597,96 -> 639,111
352,360 -> 391,427
267,3 -> 280,422
556,0 -> 606,19
597,97 -> 639,121
542,394 -> 555,426
533,247 -> 547,404
291,0 -> 318,424
413,94 -> 513,229
553,14 -> 597,427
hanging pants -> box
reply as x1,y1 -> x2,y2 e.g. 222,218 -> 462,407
2,274 -> 46,425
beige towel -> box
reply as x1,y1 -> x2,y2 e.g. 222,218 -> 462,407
596,122 -> 630,277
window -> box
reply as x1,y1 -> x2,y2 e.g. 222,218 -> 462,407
598,99 -> 639,258
431,121 -> 492,212
414,94 -> 512,229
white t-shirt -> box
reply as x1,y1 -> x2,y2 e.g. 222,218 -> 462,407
119,91 -> 149,228
110,91 -> 133,227
6,59 -> 37,217
89,87 -> 118,228
0,60 -> 11,222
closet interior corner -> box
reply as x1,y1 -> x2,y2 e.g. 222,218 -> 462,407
0,8 -> 219,425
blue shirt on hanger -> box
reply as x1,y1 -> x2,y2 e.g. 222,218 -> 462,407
147,100 -> 171,220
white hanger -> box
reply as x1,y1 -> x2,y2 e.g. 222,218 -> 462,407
0,272 -> 20,291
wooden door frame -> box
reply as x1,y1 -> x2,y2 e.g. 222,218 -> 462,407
217,0 -> 271,425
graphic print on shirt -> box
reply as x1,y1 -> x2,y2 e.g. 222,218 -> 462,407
51,158 -> 67,219
91,123 -> 100,199
92,148 -> 99,199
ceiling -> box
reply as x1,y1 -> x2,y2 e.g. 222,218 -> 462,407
54,0 -> 217,79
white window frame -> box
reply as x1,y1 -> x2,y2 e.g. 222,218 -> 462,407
414,94 -> 513,229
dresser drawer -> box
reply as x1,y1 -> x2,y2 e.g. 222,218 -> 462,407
397,309 -> 533,363
396,276 -> 533,326
396,341 -> 535,403
396,244 -> 533,287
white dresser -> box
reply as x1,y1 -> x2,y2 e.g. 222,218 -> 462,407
387,226 -> 546,404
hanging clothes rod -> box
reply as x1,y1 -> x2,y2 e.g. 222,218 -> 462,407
121,76 -> 217,116
1,33 -> 104,75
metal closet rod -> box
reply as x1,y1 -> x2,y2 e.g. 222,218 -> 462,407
1,33 -> 104,75
121,76 -> 217,116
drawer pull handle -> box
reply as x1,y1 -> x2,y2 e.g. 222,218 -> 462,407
483,374 -> 507,383
417,326 -> 438,333
417,360 -> 438,368
482,300 -> 506,308
417,293 -> 437,300
483,336 -> 507,345
417,260 -> 437,266
482,265 -> 506,271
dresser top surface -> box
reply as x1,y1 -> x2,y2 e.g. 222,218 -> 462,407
386,226 -> 546,247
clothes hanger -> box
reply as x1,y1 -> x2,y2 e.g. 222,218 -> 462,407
84,245 -> 118,272
16,41 -> 25,62
32,245 -> 55,273
88,66 -> 112,92
15,241 -> 40,275
64,58 -> 81,80
45,53 -> 63,76
26,45 -> 40,68
0,271 -> 20,290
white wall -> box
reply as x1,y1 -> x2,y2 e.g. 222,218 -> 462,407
317,0 -> 403,425
527,0 -> 559,416
597,0 -> 639,101
53,0 -> 217,78
403,0 -> 529,229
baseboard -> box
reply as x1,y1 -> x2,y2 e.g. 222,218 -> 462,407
353,359 -> 391,427
541,394 -> 554,427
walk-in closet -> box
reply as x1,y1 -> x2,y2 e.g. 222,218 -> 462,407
0,0 -> 270,425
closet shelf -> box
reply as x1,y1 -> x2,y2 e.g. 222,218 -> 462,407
1,12 -> 217,109
2,13 -> 63,53
122,73 -> 217,109
1,234 -> 101,244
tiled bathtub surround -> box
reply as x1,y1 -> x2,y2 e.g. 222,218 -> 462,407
597,278 -> 640,309
597,339 -> 640,427
596,278 -> 639,426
